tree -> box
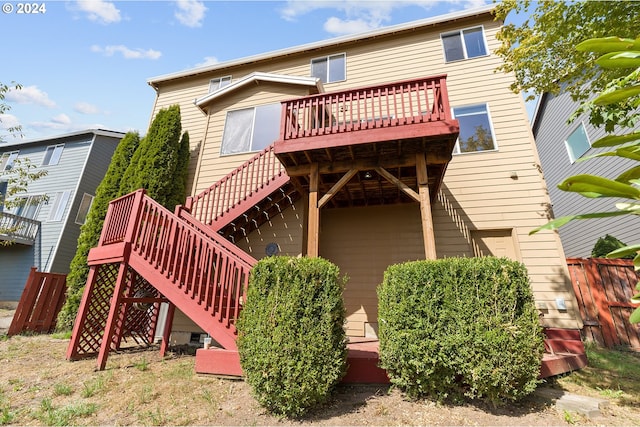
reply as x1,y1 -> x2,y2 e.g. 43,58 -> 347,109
57,131 -> 141,329
494,0 -> 640,131
531,36 -> 640,322
0,81 -> 23,142
119,105 -> 186,210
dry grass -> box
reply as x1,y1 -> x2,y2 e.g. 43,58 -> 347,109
1,334 -> 640,426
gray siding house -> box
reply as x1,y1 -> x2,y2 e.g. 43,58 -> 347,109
0,129 -> 123,303
532,91 -> 640,258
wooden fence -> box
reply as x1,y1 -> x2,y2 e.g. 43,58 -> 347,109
567,257 -> 640,350
8,267 -> 67,335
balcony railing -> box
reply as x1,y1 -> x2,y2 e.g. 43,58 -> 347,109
0,212 -> 40,245
278,75 -> 452,143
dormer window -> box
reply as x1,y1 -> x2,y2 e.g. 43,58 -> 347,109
209,76 -> 232,93
441,26 -> 488,62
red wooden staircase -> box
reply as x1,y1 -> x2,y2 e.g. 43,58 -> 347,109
66,146 -> 292,369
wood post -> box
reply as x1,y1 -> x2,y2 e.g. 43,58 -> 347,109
307,163 -> 320,257
97,261 -> 130,371
416,153 -> 437,259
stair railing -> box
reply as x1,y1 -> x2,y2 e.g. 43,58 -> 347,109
184,144 -> 287,228
100,189 -> 256,345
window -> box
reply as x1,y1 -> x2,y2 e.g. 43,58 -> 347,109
209,76 -> 232,93
42,144 -> 64,166
13,195 -> 44,220
311,54 -> 346,83
75,193 -> 94,225
48,190 -> 70,222
441,26 -> 488,62
452,104 -> 497,154
220,103 -> 281,155
0,151 -> 19,170
564,123 -> 591,163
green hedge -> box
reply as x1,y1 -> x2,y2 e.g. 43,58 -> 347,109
236,256 -> 347,417
377,256 -> 544,404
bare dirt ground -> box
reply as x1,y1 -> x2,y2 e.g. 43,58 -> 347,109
1,310 -> 640,426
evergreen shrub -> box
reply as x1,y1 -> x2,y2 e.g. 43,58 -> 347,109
377,256 -> 544,404
592,234 -> 633,258
237,256 -> 347,417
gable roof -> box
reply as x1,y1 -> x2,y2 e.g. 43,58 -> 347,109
194,72 -> 323,111
148,4 -> 496,88
0,129 -> 125,150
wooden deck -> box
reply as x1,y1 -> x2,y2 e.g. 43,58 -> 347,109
194,329 -> 586,383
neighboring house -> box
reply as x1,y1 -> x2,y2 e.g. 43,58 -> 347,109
68,5 -> 586,378
532,90 -> 640,258
0,129 -> 124,304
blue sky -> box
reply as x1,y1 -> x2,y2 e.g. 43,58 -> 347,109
1,0 -> 507,143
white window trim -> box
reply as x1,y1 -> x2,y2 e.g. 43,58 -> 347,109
451,102 -> 499,155
75,193 -> 94,225
48,190 -> 71,222
12,193 -> 46,220
42,144 -> 64,166
440,25 -> 489,63
209,75 -> 232,93
1,151 -> 19,171
564,122 -> 591,164
220,103 -> 280,156
310,53 -> 347,84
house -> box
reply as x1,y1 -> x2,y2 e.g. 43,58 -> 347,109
0,129 -> 124,304
67,5 -> 586,379
532,90 -> 640,258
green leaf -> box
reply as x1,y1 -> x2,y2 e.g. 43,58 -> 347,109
529,210 -> 630,235
615,202 -> 640,213
630,307 -> 640,324
607,244 -> 640,259
576,37 -> 640,53
594,85 -> 640,105
616,166 -> 640,183
631,291 -> 640,304
595,51 -> 640,69
557,174 -> 640,199
591,132 -> 640,148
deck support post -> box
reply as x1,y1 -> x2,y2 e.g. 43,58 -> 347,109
66,265 -> 100,360
416,153 -> 437,259
97,258 -> 130,371
160,302 -> 176,357
307,163 -> 320,257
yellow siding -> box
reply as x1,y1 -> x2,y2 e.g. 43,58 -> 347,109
149,12 -> 581,335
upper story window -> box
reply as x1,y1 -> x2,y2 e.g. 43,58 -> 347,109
75,193 -> 94,225
209,76 -> 232,93
48,190 -> 70,222
0,151 -> 19,170
565,122 -> 591,163
42,144 -> 64,166
452,103 -> 497,154
311,53 -> 346,83
13,194 -> 44,220
220,103 -> 281,155
441,26 -> 488,62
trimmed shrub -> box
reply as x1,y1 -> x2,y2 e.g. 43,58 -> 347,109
592,234 -> 633,258
237,256 -> 347,417
378,256 -> 544,404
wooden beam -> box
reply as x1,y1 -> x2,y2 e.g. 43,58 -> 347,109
307,163 -> 320,257
284,151 -> 450,177
374,167 -> 420,202
319,169 -> 358,208
416,153 -> 437,259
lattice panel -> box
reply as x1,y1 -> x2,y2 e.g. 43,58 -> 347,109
117,274 -> 161,347
72,263 -> 119,357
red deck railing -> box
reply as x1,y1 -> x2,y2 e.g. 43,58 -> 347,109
184,144 -> 288,229
279,75 -> 452,142
99,190 -> 256,345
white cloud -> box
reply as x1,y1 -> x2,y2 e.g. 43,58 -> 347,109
30,114 -> 105,132
51,114 -> 71,125
0,113 -> 21,130
174,0 -> 207,28
280,0 -> 490,35
195,56 -> 219,68
75,0 -> 121,24
74,102 -> 102,115
6,85 -> 56,108
323,17 -> 378,35
91,44 -> 162,60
